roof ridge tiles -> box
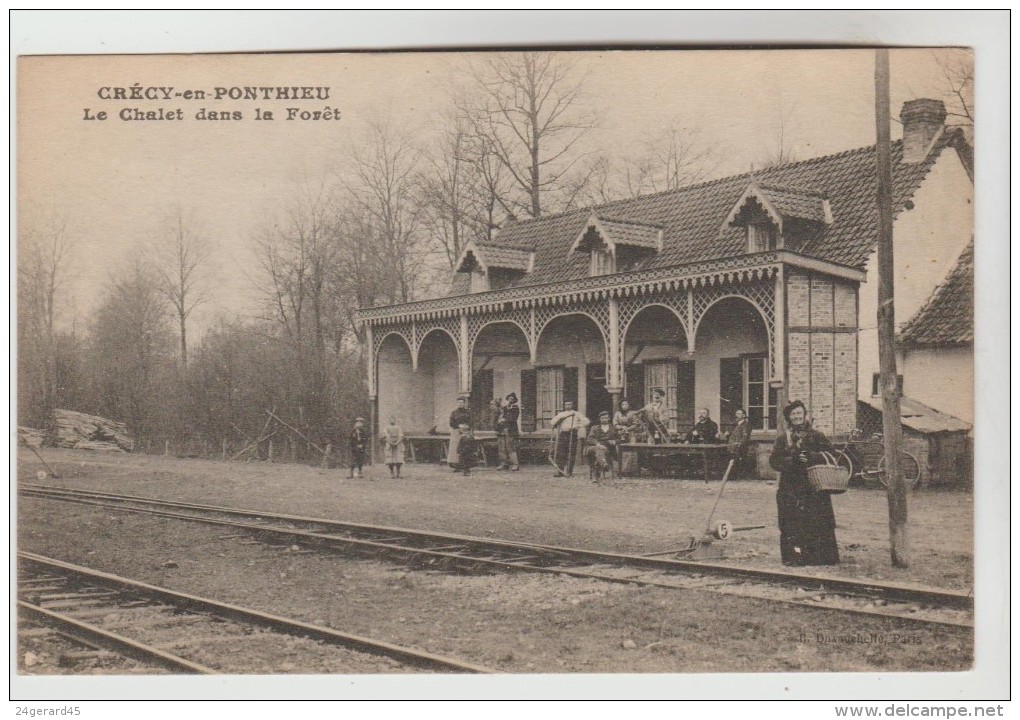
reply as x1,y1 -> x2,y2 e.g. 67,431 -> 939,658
504,139 -> 903,234
595,215 -> 666,229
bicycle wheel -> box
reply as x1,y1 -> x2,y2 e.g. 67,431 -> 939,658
877,452 -> 922,490
834,450 -> 856,482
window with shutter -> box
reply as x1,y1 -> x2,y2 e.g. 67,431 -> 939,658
471,369 -> 494,430
563,366 -> 579,407
536,366 -> 564,430
720,357 -> 744,428
677,359 -> 696,431
744,354 -> 778,430
625,363 -> 644,409
520,369 -> 537,432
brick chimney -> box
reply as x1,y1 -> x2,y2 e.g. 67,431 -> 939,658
900,99 -> 947,163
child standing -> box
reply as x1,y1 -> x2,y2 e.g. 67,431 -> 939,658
381,416 -> 405,478
348,417 -> 368,479
456,423 -> 477,476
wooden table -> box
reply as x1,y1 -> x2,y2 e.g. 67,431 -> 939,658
617,442 -> 730,482
404,434 -> 498,466
404,435 -> 449,464
405,433 -> 552,467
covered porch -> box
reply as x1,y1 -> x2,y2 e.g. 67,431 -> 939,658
359,250 -> 863,471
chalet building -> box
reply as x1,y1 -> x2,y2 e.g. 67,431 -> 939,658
356,99 -> 973,476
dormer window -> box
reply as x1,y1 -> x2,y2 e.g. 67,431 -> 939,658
748,222 -> 777,252
454,241 -> 535,293
724,181 -> 832,254
571,212 -> 662,277
470,268 -> 489,293
590,246 -> 615,276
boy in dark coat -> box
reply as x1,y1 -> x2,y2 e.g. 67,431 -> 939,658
348,417 -> 368,479
456,423 -> 478,476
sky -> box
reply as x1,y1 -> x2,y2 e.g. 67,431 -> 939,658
17,48 -> 969,333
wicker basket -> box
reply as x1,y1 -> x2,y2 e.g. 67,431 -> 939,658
807,452 -> 851,494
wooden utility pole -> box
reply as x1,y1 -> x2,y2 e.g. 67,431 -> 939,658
875,48 -> 909,568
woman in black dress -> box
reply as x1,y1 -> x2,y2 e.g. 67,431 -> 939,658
769,400 -> 840,566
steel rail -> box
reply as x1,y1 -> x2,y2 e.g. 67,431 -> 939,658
18,601 -> 217,674
18,552 -> 496,674
21,483 -> 973,610
21,481 -> 971,628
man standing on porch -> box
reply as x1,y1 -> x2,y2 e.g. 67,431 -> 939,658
550,400 -> 590,478
497,392 -> 521,471
447,398 -> 471,471
726,408 -> 753,479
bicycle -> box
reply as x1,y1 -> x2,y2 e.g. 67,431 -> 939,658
833,429 -> 922,490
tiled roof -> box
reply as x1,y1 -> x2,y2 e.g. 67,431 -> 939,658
476,243 -> 533,271
900,240 -> 974,347
596,216 -> 663,250
444,128 -> 969,294
455,242 -> 534,273
756,184 -> 830,224
862,396 -> 971,434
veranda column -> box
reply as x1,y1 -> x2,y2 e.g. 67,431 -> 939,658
773,267 -> 787,433
459,312 -> 471,398
365,322 -> 377,463
686,288 -> 696,353
607,297 -> 622,414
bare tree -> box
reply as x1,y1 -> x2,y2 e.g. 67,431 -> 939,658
461,52 -> 596,219
17,213 -> 75,423
253,178 -> 340,359
756,100 -> 800,170
151,206 -> 211,368
628,119 -> 716,195
419,120 -> 478,270
584,120 -> 717,204
932,49 -> 974,139
90,261 -> 175,437
347,119 -> 428,304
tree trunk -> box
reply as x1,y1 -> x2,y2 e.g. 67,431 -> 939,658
179,312 -> 188,368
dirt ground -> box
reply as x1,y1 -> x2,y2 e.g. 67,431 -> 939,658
15,449 -> 974,674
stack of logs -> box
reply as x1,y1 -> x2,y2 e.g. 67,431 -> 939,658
17,426 -> 45,448
51,409 -> 134,452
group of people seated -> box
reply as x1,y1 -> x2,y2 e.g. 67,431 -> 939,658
548,390 -> 753,481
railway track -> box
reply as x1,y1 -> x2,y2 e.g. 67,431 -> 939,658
17,551 -> 495,674
21,483 -> 974,630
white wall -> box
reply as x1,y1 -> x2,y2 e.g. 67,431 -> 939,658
378,332 -> 460,433
858,149 -> 973,406
902,346 -> 973,424
378,335 -> 432,432
420,333 -> 460,431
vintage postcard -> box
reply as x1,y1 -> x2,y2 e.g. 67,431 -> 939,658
13,37 -> 1000,702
